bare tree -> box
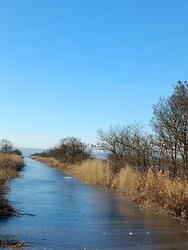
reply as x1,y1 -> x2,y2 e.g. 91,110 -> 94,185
151,81 -> 188,178
0,139 -> 13,153
98,123 -> 153,173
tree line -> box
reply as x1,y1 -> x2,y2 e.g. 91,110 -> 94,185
34,81 -> 188,179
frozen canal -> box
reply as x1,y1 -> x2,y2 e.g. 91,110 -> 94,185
0,157 -> 188,249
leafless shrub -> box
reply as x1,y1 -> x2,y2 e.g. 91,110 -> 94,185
97,123 -> 153,173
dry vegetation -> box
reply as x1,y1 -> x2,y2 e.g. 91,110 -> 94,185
32,156 -> 188,219
0,240 -> 26,249
0,153 -> 24,217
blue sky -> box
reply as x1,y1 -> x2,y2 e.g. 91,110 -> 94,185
0,0 -> 188,148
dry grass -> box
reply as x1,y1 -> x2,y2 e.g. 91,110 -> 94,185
32,156 -> 188,219
0,153 -> 24,187
112,167 -> 188,217
116,166 -> 144,199
70,159 -> 113,187
141,169 -> 188,216
0,153 -> 24,171
0,153 -> 24,217
31,156 -> 66,170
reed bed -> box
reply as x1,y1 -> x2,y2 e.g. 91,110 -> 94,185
71,159 -> 113,187
32,156 -> 188,219
31,156 -> 66,170
0,153 -> 24,217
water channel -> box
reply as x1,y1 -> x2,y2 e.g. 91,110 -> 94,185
0,157 -> 188,249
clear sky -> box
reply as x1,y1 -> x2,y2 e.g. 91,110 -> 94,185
0,0 -> 188,148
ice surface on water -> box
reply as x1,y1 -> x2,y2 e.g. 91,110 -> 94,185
1,157 -> 188,250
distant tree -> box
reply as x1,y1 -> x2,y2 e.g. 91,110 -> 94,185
0,139 -> 13,153
12,149 -> 23,156
43,137 -> 91,165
